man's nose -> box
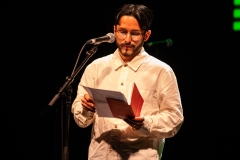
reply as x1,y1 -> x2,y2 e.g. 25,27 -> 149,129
124,33 -> 131,42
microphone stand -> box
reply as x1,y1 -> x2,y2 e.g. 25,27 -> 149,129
48,43 -> 100,160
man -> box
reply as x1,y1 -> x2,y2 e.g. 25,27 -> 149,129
71,4 -> 184,160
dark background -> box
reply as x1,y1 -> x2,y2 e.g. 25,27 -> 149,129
3,0 -> 240,160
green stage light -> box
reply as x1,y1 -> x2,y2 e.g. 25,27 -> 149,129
233,21 -> 240,31
234,0 -> 240,6
234,9 -> 240,18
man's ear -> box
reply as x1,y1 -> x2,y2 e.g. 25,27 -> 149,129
113,25 -> 116,33
144,30 -> 151,42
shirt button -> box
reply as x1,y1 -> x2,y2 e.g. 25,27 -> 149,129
121,82 -> 124,86
124,64 -> 128,67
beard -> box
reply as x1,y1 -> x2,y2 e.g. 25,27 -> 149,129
116,39 -> 145,58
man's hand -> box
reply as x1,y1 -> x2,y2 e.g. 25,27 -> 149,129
124,116 -> 144,130
81,94 -> 95,112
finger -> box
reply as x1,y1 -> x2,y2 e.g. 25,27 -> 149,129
84,94 -> 94,103
81,98 -> 94,107
82,104 -> 95,112
81,97 -> 95,112
82,103 -> 95,111
125,117 -> 144,124
134,117 -> 144,121
81,96 -> 95,107
124,119 -> 142,130
124,118 -> 142,127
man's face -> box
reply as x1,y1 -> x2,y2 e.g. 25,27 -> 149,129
114,16 -> 150,62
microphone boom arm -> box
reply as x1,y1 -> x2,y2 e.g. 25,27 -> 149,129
48,43 -> 99,107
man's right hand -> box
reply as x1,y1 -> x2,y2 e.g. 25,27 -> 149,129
81,94 -> 95,112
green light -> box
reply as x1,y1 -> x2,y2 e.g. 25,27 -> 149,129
233,21 -> 240,31
234,0 -> 240,6
234,9 -> 240,18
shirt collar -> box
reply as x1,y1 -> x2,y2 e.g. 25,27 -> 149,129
112,47 -> 149,71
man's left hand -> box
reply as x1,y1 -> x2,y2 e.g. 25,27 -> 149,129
124,116 -> 144,130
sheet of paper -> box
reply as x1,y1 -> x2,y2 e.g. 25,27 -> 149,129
83,86 -> 127,118
82,84 -> 143,118
83,86 -> 126,102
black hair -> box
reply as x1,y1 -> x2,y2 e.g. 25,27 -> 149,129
114,4 -> 153,32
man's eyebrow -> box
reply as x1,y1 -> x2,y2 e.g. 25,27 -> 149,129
117,28 -> 141,32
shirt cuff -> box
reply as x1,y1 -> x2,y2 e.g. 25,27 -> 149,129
136,116 -> 152,135
82,109 -> 95,119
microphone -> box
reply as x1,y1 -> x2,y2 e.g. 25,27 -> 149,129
86,33 -> 115,44
145,39 -> 173,47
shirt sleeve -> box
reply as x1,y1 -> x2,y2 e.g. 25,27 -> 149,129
71,64 -> 96,128
136,69 -> 184,138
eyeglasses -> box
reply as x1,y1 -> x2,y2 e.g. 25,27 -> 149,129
115,30 -> 143,41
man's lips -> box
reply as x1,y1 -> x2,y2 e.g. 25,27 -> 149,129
122,45 -> 133,49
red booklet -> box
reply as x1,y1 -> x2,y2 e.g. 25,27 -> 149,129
106,83 -> 144,119
83,83 -> 144,119
106,98 -> 134,119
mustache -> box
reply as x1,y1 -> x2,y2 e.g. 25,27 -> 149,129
120,43 -> 134,47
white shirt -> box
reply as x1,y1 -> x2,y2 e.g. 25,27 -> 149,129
72,48 -> 184,160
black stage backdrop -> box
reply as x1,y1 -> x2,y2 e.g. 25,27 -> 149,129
3,1 -> 239,160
